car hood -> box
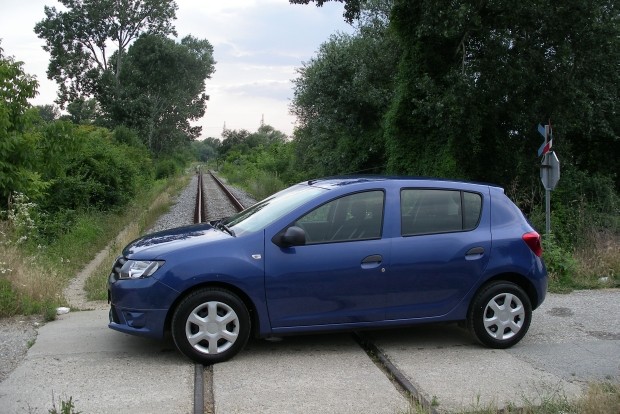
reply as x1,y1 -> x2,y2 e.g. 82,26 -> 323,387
123,223 -> 230,258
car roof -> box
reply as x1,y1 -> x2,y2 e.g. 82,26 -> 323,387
305,175 -> 503,191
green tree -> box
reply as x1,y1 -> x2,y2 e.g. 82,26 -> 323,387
65,98 -> 100,124
291,0 -> 399,177
0,45 -> 46,209
293,0 -> 619,189
34,0 -> 178,106
108,34 -> 215,153
35,105 -> 60,123
220,129 -> 252,159
191,137 -> 220,163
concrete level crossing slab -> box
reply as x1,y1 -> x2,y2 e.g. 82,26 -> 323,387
213,333 -> 409,414
0,310 -> 193,414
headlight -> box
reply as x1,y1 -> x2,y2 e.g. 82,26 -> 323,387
119,260 -> 165,279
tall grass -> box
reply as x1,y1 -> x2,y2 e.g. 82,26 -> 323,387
0,174 -> 189,318
0,229 -> 59,320
218,163 -> 286,200
573,229 -> 620,289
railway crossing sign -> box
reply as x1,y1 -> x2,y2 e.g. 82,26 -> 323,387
537,123 -> 553,157
537,120 -> 560,234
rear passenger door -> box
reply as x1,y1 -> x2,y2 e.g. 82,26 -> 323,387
387,188 -> 491,320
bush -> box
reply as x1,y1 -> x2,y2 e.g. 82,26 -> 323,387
542,233 -> 578,291
155,158 -> 180,179
41,125 -> 153,214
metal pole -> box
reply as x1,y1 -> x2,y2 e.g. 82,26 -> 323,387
545,188 -> 551,235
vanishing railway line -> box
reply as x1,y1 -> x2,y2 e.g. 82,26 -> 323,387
194,170 -> 247,226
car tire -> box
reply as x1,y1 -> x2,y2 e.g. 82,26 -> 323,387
467,281 -> 532,349
171,288 -> 250,364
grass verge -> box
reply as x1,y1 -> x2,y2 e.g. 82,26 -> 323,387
0,174 -> 189,318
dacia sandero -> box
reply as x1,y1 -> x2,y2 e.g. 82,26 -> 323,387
108,177 -> 547,364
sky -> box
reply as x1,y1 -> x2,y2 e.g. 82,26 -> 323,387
0,0 -> 354,138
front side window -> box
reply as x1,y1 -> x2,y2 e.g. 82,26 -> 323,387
295,191 -> 384,244
224,184 -> 326,236
401,189 -> 482,236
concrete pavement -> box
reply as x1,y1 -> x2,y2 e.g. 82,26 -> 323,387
0,310 -> 193,414
0,290 -> 618,413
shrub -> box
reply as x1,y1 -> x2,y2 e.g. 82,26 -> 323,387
42,125 -> 153,214
155,158 -> 179,179
542,233 -> 578,291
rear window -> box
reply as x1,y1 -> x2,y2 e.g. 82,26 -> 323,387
401,189 -> 482,236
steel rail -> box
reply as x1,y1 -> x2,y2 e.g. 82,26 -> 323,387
208,170 -> 245,212
194,170 -> 205,223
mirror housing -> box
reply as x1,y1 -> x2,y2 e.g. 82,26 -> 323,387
272,226 -> 306,248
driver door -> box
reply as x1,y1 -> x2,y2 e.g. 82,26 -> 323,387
264,190 -> 389,328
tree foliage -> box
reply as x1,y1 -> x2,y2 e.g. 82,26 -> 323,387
38,123 -> 152,214
34,105 -> 60,123
105,34 -> 215,153
291,0 -> 399,176
289,0 -> 361,22
34,0 -> 177,105
384,0 -> 619,188
0,45 -> 45,208
292,0 -> 619,190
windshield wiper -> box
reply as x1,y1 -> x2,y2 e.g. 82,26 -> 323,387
215,221 -> 235,237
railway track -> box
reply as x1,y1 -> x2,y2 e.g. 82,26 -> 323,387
191,170 -> 244,414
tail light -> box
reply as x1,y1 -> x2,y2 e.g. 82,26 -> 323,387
522,231 -> 543,257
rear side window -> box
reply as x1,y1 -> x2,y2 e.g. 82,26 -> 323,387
401,189 -> 482,236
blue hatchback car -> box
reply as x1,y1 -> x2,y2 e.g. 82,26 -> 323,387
108,177 -> 547,364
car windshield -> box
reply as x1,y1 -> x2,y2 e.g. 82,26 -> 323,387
221,184 -> 325,236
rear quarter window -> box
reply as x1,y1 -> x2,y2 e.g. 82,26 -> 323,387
401,189 -> 482,236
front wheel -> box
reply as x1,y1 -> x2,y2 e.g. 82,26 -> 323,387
171,288 -> 250,364
467,281 -> 532,348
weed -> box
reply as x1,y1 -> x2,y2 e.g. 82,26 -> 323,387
576,382 -> 620,414
451,381 -> 619,413
48,394 -> 81,414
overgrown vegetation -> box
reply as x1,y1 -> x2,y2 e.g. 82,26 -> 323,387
0,40 -> 194,318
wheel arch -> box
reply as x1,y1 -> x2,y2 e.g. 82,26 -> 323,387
164,282 -> 262,338
473,273 -> 541,311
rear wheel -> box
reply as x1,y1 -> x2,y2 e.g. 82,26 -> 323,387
171,288 -> 250,364
467,281 -> 532,348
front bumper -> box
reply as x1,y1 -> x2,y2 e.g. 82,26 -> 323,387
108,263 -> 179,339
108,304 -> 168,339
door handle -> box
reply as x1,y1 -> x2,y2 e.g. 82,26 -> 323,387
361,254 -> 383,264
465,247 -> 485,259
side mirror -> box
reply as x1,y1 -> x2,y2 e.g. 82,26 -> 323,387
272,226 -> 306,248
